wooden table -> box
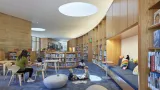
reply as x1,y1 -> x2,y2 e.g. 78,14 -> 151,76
0,60 -> 16,76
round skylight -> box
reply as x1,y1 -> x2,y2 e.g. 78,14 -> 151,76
59,2 -> 98,17
31,28 -> 45,31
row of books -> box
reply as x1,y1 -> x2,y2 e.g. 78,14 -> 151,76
66,54 -> 76,58
148,72 -> 160,90
148,52 -> 160,72
45,54 -> 65,58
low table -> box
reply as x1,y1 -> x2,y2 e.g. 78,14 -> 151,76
43,74 -> 68,89
0,60 -> 15,76
86,85 -> 108,90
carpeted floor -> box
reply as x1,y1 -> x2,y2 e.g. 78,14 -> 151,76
0,63 -> 122,90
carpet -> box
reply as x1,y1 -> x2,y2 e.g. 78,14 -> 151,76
0,62 -> 122,90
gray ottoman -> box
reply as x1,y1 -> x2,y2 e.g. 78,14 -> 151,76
43,74 -> 68,89
86,85 -> 108,90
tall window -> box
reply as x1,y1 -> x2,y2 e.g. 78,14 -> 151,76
32,37 -> 40,51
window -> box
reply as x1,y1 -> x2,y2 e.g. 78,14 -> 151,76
32,37 -> 40,51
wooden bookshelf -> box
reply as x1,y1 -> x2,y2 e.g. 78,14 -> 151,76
139,0 -> 160,90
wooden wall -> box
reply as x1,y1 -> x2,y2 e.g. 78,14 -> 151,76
107,39 -> 121,65
0,13 -> 31,52
106,0 -> 138,39
139,0 -> 160,90
41,38 -> 48,49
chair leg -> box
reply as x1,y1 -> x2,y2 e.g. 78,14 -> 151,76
42,71 -> 45,80
4,70 -> 9,80
34,71 -> 38,80
23,74 -> 25,82
18,74 -> 22,86
8,75 -> 14,86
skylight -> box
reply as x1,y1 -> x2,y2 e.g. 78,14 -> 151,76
59,2 -> 98,17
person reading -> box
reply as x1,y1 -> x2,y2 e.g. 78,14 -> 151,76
16,50 -> 35,82
76,59 -> 85,69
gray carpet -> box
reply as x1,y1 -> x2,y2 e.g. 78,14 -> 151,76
0,63 -> 121,90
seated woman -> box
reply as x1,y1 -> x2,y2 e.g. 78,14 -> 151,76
16,50 -> 35,82
76,59 -> 85,69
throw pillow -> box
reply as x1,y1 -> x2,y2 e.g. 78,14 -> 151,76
120,58 -> 129,70
133,65 -> 138,75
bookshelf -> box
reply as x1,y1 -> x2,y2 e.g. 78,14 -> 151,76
8,51 -> 17,60
83,44 -> 88,61
45,51 -> 77,68
65,52 -> 77,67
144,1 -> 160,90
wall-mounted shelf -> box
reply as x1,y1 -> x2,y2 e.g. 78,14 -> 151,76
148,23 -> 160,30
148,1 -> 160,10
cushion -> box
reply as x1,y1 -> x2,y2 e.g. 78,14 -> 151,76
120,58 -> 129,70
133,66 -> 138,75
128,61 -> 138,71
43,74 -> 68,89
110,66 -> 133,75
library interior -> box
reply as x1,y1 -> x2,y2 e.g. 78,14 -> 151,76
0,0 -> 159,90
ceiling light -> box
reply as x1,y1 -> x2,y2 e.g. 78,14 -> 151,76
59,2 -> 98,17
31,28 -> 45,31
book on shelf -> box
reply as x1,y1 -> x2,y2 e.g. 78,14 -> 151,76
148,72 -> 160,90
148,51 -> 160,72
154,9 -> 160,25
154,30 -> 160,48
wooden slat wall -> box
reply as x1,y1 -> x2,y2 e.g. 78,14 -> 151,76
106,0 -> 138,39
0,13 -> 31,52
139,0 -> 160,90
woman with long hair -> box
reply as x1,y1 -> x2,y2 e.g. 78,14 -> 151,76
16,50 -> 35,82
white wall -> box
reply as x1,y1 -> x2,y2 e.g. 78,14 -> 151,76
121,35 -> 138,59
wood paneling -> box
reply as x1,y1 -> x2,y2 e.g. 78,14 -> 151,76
113,0 -> 121,36
0,13 -> 31,52
107,39 -> 121,65
120,0 -> 128,31
106,0 -> 138,39
127,0 -> 134,27
106,5 -> 113,38
0,50 -> 5,60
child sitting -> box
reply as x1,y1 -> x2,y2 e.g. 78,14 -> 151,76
68,68 -> 78,81
78,66 -> 90,80
76,59 -> 85,69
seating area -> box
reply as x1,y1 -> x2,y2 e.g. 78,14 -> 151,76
108,59 -> 138,90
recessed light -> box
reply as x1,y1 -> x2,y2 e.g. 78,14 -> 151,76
59,2 -> 98,17
31,28 -> 45,31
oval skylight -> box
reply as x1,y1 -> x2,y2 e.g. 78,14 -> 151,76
31,28 -> 45,31
59,2 -> 98,17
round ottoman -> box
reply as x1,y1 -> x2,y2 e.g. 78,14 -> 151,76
43,74 -> 68,89
86,85 -> 108,90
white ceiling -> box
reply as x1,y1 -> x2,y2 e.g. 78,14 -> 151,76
0,0 -> 113,40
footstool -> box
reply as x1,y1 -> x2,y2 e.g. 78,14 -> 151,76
86,85 -> 108,90
43,74 -> 68,89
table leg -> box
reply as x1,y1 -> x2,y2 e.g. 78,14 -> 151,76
54,62 -> 57,75
3,64 -> 5,76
